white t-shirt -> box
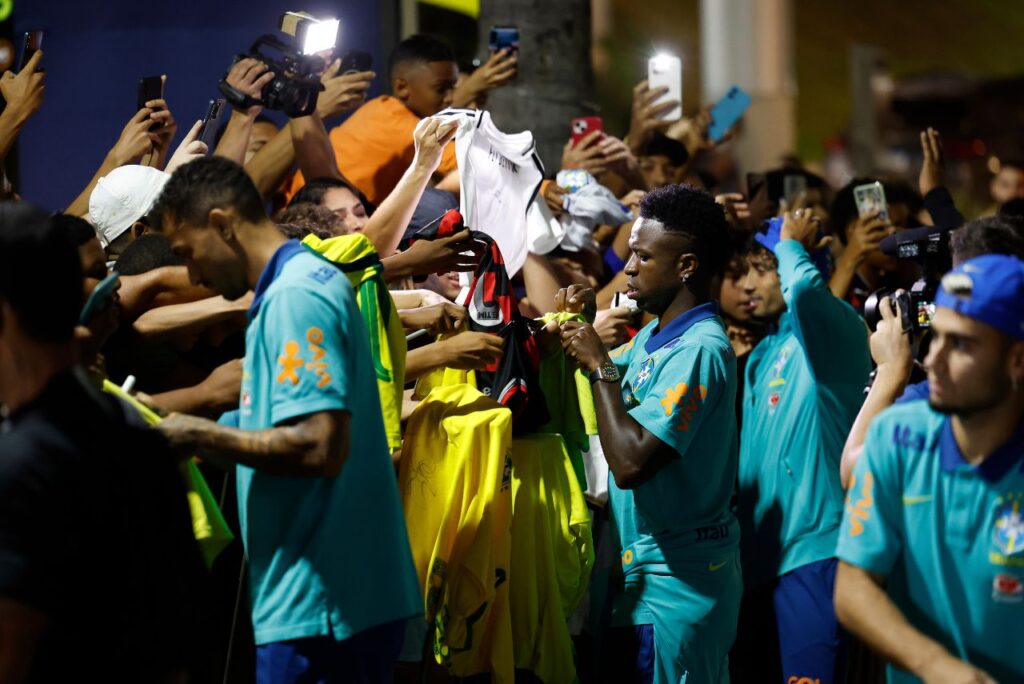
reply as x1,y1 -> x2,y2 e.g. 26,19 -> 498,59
437,108 -> 544,277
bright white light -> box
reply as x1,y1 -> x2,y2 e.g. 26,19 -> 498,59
650,53 -> 680,73
302,18 -> 339,55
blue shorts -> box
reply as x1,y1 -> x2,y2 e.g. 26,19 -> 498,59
256,619 -> 406,684
773,558 -> 847,684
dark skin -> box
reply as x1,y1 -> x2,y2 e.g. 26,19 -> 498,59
557,218 -> 705,489
392,60 -> 458,119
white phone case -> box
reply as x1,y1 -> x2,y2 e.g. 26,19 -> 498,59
648,55 -> 682,122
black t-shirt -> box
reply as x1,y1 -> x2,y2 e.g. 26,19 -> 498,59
0,370 -> 208,682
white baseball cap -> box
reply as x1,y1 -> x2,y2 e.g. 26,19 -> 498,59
89,165 -> 170,248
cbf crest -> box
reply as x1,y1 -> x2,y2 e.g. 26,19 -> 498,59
632,357 -> 656,393
994,493 -> 1024,557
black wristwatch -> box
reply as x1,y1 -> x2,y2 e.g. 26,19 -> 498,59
588,361 -> 621,384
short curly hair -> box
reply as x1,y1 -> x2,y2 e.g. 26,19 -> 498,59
950,216 -> 1024,265
639,183 -> 731,285
151,156 -> 266,230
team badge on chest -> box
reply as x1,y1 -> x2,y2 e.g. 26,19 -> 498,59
632,356 -> 656,392
993,493 -> 1024,556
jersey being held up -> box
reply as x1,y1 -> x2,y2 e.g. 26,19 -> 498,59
436,108 -> 544,277
837,401 -> 1024,683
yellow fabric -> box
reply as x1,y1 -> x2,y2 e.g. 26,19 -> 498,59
101,380 -> 233,568
539,312 -> 598,436
509,434 -> 595,684
420,0 -> 479,18
412,331 -> 478,399
302,234 -> 407,450
399,384 -> 514,683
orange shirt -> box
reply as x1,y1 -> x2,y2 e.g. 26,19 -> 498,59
287,95 -> 457,206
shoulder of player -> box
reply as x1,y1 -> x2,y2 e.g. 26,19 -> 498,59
867,401 -> 944,463
662,318 -> 734,362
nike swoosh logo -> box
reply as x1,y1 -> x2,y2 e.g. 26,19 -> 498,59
708,560 -> 728,572
902,495 -> 934,505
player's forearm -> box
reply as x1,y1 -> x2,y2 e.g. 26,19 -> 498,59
840,365 -> 909,488
175,412 -> 347,477
592,378 -> 660,488
118,267 -> 214,321
363,162 -> 432,257
834,561 -> 951,677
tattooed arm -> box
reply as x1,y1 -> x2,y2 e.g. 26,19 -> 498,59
156,410 -> 350,477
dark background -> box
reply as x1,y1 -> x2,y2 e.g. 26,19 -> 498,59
13,0 -> 388,211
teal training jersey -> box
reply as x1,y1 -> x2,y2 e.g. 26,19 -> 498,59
238,246 -> 421,645
837,401 -> 1024,683
606,304 -> 742,683
737,239 -> 871,588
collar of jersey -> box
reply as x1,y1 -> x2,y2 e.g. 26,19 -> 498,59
248,239 -> 306,320
644,301 -> 719,354
939,416 -> 1024,482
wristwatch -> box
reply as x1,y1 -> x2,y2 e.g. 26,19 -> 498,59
588,361 -> 621,384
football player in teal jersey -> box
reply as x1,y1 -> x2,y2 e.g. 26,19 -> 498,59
836,254 -> 1024,684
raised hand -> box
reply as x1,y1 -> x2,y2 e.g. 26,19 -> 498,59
919,127 -> 944,197
317,60 -> 375,119
0,49 -> 46,122
561,130 -> 608,176
412,116 -> 459,175
165,119 -> 209,175
452,49 -> 517,108
440,331 -> 505,370
224,58 -> 275,113
627,80 -> 679,156
110,108 -> 161,165
402,228 -> 486,275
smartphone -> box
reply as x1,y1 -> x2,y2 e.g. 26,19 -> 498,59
708,86 -> 751,142
79,272 -> 120,325
783,174 -> 807,204
854,181 -> 888,221
570,116 -> 603,147
137,76 -> 163,111
647,54 -> 682,121
489,26 -> 520,53
16,31 -> 44,72
197,99 -> 226,151
339,50 -> 373,75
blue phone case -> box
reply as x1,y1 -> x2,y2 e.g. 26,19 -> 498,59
79,272 -> 120,325
708,86 -> 751,142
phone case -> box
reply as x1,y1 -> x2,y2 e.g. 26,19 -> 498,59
854,182 -> 888,220
708,86 -> 751,142
648,55 -> 682,121
570,117 -> 603,146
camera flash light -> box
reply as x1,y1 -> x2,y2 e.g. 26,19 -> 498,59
650,53 -> 680,73
301,18 -> 339,55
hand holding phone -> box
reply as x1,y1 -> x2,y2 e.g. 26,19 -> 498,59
197,99 -> 226,150
339,51 -> 373,75
854,181 -> 889,222
137,76 -> 164,111
570,117 -> 603,147
488,26 -> 520,53
16,31 -> 44,73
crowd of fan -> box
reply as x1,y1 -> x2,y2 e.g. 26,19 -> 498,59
1,30 -> 1023,684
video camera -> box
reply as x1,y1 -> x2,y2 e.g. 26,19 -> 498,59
864,227 -> 952,334
218,12 -> 338,118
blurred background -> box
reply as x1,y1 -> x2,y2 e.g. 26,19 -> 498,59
8,0 -> 1024,214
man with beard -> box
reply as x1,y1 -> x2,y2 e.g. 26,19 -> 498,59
835,254 -> 1024,684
